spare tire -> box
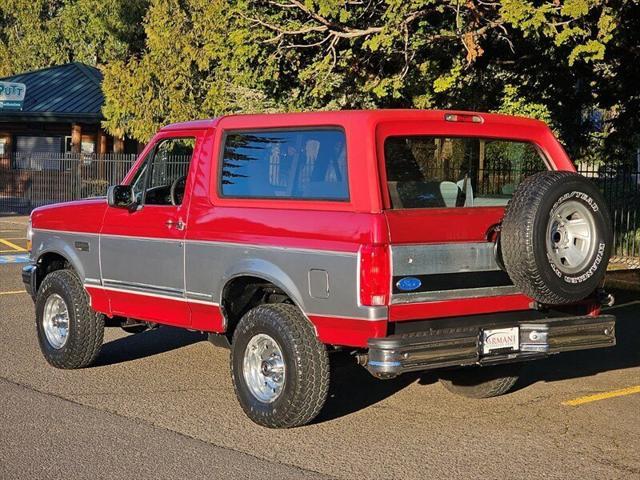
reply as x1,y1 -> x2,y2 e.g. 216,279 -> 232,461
501,171 -> 612,305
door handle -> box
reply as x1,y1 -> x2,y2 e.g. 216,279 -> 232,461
165,219 -> 185,231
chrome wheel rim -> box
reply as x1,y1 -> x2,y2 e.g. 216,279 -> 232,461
546,199 -> 597,275
243,333 -> 285,403
43,293 -> 70,349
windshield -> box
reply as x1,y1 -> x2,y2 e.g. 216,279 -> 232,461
384,136 -> 548,209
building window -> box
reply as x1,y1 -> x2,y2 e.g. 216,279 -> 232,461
13,136 -> 63,170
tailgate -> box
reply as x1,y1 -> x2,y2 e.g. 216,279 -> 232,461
378,125 -> 550,321
385,208 -> 532,322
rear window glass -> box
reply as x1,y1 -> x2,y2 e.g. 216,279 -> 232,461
384,136 -> 547,209
220,129 -> 348,201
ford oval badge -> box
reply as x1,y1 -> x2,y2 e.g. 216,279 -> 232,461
396,277 -> 422,292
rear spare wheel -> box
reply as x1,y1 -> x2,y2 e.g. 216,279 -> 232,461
501,171 -> 612,305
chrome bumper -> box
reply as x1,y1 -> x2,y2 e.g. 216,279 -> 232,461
367,314 -> 616,378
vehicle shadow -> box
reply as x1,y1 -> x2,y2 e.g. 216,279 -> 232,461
517,288 -> 640,388
95,327 -> 206,367
314,353 -> 439,424
91,289 -> 639,417
317,288 -> 640,422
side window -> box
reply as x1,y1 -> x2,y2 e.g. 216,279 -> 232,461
130,156 -> 150,204
220,129 -> 348,201
384,136 -> 547,209
131,137 -> 195,206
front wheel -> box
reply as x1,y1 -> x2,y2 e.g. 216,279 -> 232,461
439,363 -> 522,399
230,304 -> 329,428
35,269 -> 104,369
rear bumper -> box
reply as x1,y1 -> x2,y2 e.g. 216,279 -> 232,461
367,314 -> 616,378
22,263 -> 37,301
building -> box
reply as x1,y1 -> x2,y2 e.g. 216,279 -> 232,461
0,62 -> 138,161
0,63 -> 140,213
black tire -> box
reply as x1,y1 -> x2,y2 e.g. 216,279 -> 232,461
35,269 -> 104,369
502,171 -> 612,305
439,364 -> 521,399
230,304 -> 329,428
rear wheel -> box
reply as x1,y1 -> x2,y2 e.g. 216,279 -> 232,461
230,304 -> 329,428
439,364 -> 521,399
35,269 -> 104,369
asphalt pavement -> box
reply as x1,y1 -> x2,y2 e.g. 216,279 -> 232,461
0,216 -> 639,479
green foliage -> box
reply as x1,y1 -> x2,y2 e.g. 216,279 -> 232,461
2,0 -> 640,167
100,0 -> 627,143
497,85 -> 553,127
0,0 -> 148,76
102,0 -> 279,140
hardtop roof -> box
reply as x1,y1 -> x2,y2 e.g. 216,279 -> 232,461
159,110 -> 547,132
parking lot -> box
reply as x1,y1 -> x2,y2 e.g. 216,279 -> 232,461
0,216 -> 639,479
0,217 -> 29,265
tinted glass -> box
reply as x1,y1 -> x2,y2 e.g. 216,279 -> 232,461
220,129 -> 348,200
130,156 -> 149,203
130,137 -> 195,206
384,136 -> 547,209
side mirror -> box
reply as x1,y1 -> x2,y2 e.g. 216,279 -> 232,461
107,185 -> 136,210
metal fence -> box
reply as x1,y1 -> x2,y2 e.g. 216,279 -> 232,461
0,153 -> 137,214
578,164 -> 640,266
0,152 -> 638,263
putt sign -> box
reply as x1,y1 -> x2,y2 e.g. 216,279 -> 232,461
0,81 -> 26,111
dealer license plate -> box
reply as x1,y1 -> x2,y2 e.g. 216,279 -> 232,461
482,327 -> 519,354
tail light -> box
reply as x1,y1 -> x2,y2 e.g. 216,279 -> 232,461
358,244 -> 391,306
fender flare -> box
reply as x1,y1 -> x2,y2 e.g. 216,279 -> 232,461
219,258 -> 307,309
218,258 -> 309,323
35,241 -> 86,281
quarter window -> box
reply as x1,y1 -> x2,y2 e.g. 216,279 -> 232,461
220,129 -> 348,201
384,136 -> 547,209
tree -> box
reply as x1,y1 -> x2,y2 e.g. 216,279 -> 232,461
102,0 -> 622,152
5,0 -> 636,164
0,0 -> 148,76
102,0 -> 280,141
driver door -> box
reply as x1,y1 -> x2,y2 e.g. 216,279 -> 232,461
100,132 -> 202,327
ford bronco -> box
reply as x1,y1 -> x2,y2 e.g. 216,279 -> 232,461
23,110 -> 615,428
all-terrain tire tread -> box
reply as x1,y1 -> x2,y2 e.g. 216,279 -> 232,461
501,170 -> 610,305
230,304 -> 329,428
36,269 -> 104,369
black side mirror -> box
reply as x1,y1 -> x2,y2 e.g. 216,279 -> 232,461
107,185 -> 136,210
